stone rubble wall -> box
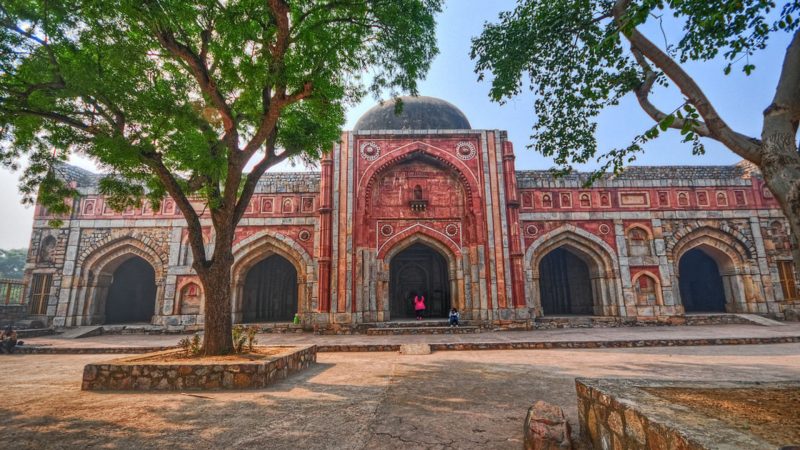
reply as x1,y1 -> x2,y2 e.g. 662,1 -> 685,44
81,345 -> 316,391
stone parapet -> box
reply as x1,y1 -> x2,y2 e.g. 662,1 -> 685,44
81,345 -> 316,391
576,378 -> 797,449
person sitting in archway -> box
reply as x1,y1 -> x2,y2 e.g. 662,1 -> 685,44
414,294 -> 426,321
1,325 -> 19,354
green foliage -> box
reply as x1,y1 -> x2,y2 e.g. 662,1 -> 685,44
0,0 -> 442,219
231,324 -> 259,354
471,0 -> 796,178
178,332 -> 203,357
0,248 -> 27,279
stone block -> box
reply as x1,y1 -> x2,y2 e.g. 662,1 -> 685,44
524,400 -> 573,450
399,344 -> 431,355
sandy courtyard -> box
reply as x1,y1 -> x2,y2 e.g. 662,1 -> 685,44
2,344 -> 800,449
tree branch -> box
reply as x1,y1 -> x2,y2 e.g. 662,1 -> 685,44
153,26 -> 239,153
140,152 -> 208,268
612,0 -> 763,163
630,49 -> 711,137
234,133 -> 288,223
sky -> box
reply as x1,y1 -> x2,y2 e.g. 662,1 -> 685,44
0,0 -> 791,249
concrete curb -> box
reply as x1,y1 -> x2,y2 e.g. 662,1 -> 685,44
13,335 -> 800,355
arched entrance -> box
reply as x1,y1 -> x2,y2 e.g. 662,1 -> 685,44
678,248 -> 727,312
538,247 -> 594,315
242,254 -> 298,322
389,243 -> 450,319
104,256 -> 157,324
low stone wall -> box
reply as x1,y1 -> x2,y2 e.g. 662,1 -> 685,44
81,345 -> 316,391
576,378 -> 796,449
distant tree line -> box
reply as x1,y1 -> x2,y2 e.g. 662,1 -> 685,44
0,249 -> 27,279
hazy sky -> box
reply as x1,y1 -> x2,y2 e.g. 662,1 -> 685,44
0,0 -> 790,249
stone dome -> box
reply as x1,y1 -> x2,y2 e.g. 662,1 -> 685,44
353,96 -> 471,131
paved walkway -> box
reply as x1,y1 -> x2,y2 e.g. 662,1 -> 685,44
3,343 -> 800,449
22,322 -> 800,350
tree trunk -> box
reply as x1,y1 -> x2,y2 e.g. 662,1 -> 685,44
197,243 -> 235,355
759,131 -> 800,275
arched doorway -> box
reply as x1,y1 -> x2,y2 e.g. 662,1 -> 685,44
105,256 -> 157,324
679,248 -> 727,312
242,254 -> 298,322
539,247 -> 594,315
389,243 -> 450,319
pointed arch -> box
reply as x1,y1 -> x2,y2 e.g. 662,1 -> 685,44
669,225 -> 759,313
376,231 -> 465,321
70,237 -> 165,325
524,225 -> 623,316
231,230 -> 316,322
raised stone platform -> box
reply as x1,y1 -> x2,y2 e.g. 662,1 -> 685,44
81,345 -> 316,391
366,326 -> 480,335
576,378 -> 800,449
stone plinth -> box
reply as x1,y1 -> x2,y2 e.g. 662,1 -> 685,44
576,378 -> 800,449
81,345 -> 316,391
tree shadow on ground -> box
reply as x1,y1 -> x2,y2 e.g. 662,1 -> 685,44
3,347 -> 800,449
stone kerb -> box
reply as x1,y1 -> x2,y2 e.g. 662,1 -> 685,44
576,378 -> 796,449
81,345 -> 316,391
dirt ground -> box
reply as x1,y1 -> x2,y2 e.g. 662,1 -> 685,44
2,343 -> 800,449
648,387 -> 800,446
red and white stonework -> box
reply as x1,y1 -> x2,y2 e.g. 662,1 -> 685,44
22,97 -> 800,330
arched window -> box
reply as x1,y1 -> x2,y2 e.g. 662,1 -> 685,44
626,227 -> 652,257
178,282 -> 202,315
678,192 -> 689,206
716,192 -> 728,206
38,235 -> 57,264
579,193 -> 591,207
542,194 -> 553,208
634,274 -> 660,306
413,184 -> 423,200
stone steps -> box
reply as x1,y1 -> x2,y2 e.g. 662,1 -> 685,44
363,320 -> 459,328
734,314 -> 786,326
58,325 -> 104,339
366,326 -> 480,335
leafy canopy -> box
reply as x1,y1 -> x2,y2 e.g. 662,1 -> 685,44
0,0 -> 442,220
471,0 -> 799,180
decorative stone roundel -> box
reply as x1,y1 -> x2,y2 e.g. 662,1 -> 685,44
455,142 -> 477,160
360,141 -> 381,161
526,225 -> 539,236
598,224 -> 611,235
445,223 -> 459,237
298,229 -> 311,242
380,224 -> 394,237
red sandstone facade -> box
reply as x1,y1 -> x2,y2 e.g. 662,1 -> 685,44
22,97 -> 800,329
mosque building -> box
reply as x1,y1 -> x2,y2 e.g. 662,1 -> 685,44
22,96 -> 800,330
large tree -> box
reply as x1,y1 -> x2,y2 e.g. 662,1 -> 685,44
0,0 -> 441,354
472,0 -> 800,268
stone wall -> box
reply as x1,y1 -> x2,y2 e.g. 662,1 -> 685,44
576,378 -> 787,449
81,345 -> 316,391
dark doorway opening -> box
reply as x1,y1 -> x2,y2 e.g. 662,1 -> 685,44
390,243 -> 450,319
105,256 -> 156,324
679,248 -> 727,312
539,247 -> 594,315
243,254 -> 298,322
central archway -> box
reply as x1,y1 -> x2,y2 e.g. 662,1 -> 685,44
389,243 -> 450,319
105,256 -> 157,324
678,248 -> 727,312
242,254 -> 298,322
538,247 -> 594,315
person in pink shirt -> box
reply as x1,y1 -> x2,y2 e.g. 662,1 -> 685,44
413,294 -> 426,320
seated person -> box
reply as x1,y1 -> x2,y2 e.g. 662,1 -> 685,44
449,308 -> 460,327
1,325 -> 18,354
